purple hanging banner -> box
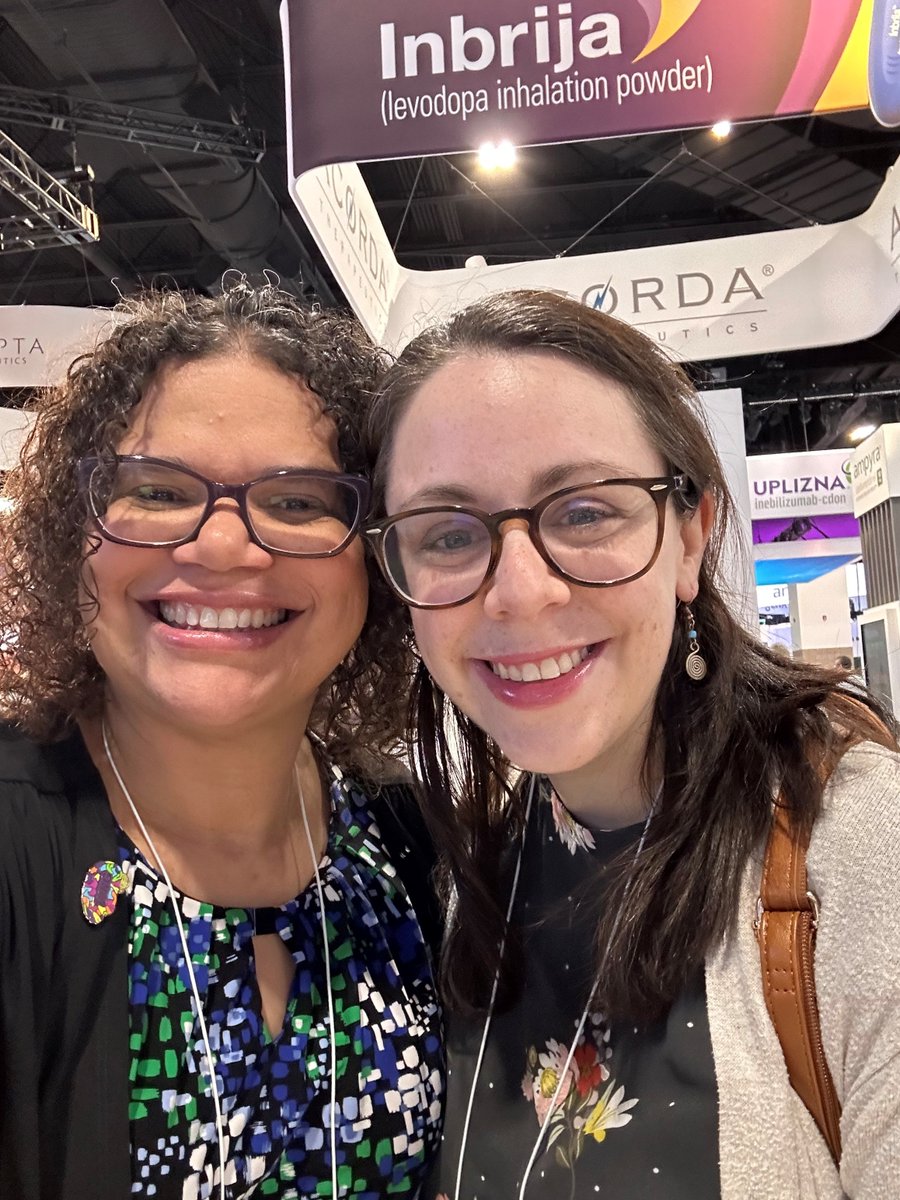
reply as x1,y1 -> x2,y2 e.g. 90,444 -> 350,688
282,0 -> 871,176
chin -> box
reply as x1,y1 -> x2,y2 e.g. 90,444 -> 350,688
494,731 -> 605,778
140,671 -> 289,733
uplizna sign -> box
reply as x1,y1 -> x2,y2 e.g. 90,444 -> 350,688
747,450 -> 854,521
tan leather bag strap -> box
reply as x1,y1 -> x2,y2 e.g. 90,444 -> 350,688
757,803 -> 842,1165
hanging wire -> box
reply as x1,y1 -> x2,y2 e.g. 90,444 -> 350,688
392,157 -> 425,252
81,243 -> 95,306
679,147 -> 818,227
556,147 -> 689,258
6,242 -> 43,304
440,155 -> 557,258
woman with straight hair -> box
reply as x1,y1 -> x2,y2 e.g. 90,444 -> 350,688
0,282 -> 443,1200
363,289 -> 900,1199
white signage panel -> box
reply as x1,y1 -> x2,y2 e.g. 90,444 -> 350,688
747,449 -> 853,520
288,144 -> 900,361
697,387 -> 755,630
850,424 -> 900,517
290,165 -> 401,344
0,306 -> 115,387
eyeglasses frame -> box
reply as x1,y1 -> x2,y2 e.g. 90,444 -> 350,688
77,454 -> 371,558
364,475 -> 694,609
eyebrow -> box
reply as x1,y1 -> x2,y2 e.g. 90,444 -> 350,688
398,460 -> 637,509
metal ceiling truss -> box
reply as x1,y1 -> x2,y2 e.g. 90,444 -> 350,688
0,85 -> 266,163
0,129 -> 99,253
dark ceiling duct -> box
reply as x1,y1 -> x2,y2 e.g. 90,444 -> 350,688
0,0 -> 332,299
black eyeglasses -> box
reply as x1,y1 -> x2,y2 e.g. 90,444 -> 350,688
365,476 -> 692,609
78,455 -> 370,558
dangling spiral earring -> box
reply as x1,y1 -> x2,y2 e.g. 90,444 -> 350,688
683,604 -> 708,682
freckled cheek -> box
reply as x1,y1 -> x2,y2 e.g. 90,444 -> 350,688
410,613 -> 464,691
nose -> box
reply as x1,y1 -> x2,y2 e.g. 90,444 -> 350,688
170,499 -> 274,572
482,521 -> 571,619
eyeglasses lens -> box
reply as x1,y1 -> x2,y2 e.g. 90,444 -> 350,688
382,483 -> 662,605
91,461 -> 360,554
536,483 -> 660,585
247,474 -> 359,554
382,510 -> 493,606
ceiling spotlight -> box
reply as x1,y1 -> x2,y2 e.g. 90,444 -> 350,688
477,142 -> 498,169
495,139 -> 517,168
477,139 -> 517,170
849,422 -> 878,443
711,119 -> 733,139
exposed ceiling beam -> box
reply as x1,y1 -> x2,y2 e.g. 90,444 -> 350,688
813,395 -> 872,449
0,85 -> 266,162
0,127 -> 99,252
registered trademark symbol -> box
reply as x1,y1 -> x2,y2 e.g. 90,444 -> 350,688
762,264 -> 774,277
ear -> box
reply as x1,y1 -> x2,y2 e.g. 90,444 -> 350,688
675,491 -> 714,603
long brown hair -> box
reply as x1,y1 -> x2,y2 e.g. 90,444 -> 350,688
0,282 -> 411,767
366,289 -> 896,1019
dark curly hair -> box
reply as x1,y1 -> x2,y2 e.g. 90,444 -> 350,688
0,281 -> 413,764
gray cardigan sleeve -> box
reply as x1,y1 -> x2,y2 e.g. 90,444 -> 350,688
707,739 -> 900,1199
813,743 -> 900,1198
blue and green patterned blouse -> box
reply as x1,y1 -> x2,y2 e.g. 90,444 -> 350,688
120,766 -> 443,1198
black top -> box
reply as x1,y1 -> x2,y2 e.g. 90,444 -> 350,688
0,723 -> 442,1200
427,783 -> 719,1199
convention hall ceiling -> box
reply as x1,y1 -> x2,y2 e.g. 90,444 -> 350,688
2,0 -> 900,455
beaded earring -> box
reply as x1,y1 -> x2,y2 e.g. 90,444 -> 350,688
683,603 -> 708,681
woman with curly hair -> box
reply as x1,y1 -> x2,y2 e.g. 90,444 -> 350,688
0,283 -> 442,1200
363,289 -> 900,1199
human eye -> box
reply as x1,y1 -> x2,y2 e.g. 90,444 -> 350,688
254,475 -> 351,526
553,496 -> 619,531
561,498 -> 615,526
542,486 -> 639,544
422,524 -> 477,553
399,513 -> 488,562
111,467 -> 197,508
267,492 -> 328,519
129,483 -> 188,506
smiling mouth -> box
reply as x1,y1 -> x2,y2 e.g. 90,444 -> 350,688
156,602 -> 295,631
486,644 -> 596,682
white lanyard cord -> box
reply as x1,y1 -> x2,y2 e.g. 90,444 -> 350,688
452,775 -> 536,1200
102,723 -> 340,1200
297,766 -> 340,1199
102,720 -> 228,1200
452,776 -> 660,1200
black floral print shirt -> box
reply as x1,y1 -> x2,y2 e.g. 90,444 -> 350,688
429,782 -> 719,1199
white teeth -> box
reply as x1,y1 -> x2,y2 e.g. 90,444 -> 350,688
489,646 -> 593,682
218,608 -> 238,630
158,602 -> 287,631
